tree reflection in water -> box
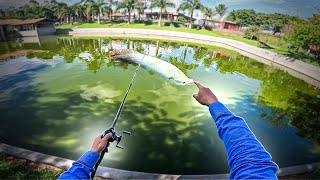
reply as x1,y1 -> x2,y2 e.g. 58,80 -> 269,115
1,36 -> 319,157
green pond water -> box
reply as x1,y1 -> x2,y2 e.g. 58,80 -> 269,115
0,36 -> 319,174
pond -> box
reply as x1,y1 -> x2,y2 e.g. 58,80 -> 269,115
0,36 -> 319,175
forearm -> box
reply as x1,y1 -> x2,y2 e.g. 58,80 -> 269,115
58,151 -> 99,179
209,102 -> 278,179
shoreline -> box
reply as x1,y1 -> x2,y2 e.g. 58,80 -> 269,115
1,142 -> 319,179
56,28 -> 320,87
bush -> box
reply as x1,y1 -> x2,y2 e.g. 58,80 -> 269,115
244,25 -> 260,40
177,16 -> 187,23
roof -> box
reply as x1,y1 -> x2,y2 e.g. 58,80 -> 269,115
145,12 -> 174,15
111,13 -> 126,17
199,19 -> 221,23
223,21 -> 237,25
0,19 -> 21,25
11,18 -> 51,25
0,18 -> 52,26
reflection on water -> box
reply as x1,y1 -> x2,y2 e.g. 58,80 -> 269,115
0,36 -> 319,174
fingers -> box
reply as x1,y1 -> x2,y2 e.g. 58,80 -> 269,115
194,81 -> 204,89
102,133 -> 112,142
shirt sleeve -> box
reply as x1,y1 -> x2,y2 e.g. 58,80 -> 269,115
58,151 -> 100,179
209,102 -> 279,179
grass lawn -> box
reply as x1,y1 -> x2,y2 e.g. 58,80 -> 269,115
57,21 -> 320,67
57,21 -> 260,46
0,153 -> 61,179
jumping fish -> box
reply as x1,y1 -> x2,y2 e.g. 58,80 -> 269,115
109,50 -> 194,85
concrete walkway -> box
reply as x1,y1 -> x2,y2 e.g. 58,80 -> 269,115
1,142 -> 320,179
57,28 -> 320,87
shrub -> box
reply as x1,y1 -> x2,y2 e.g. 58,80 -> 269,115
244,25 -> 260,40
177,16 -> 187,23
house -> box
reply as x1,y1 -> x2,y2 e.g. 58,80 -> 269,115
221,21 -> 238,31
0,18 -> 55,40
111,13 -> 127,21
198,19 -> 221,30
145,12 -> 196,22
0,19 -> 21,40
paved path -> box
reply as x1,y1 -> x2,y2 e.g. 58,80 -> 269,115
57,28 -> 320,87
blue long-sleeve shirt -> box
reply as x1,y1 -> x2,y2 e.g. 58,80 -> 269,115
59,101 -> 278,179
59,151 -> 99,179
209,102 -> 278,179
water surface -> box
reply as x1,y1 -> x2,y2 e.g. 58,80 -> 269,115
0,36 -> 319,174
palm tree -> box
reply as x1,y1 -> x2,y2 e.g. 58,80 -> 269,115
178,0 -> 203,28
201,6 -> 213,20
84,4 -> 94,21
215,4 -> 227,22
52,2 -> 68,24
136,1 -> 145,22
95,0 -> 106,24
0,9 -> 5,16
73,3 -> 84,22
116,0 -> 137,24
81,0 -> 105,24
150,0 -> 175,26
57,5 -> 75,24
105,0 -> 117,21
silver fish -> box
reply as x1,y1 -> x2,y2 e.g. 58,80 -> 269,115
109,50 -> 194,85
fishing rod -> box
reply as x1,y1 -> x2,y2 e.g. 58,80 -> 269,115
91,54 -> 145,179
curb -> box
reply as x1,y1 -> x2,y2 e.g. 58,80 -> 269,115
1,143 -> 319,179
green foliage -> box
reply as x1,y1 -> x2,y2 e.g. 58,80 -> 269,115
226,9 -> 256,27
177,16 -> 187,23
169,56 -> 198,75
177,0 -> 203,28
201,6 -> 214,19
214,4 -> 227,21
116,0 -> 137,24
243,25 -> 259,39
285,15 -> 320,53
26,52 -> 55,60
26,52 -> 36,59
214,55 -> 320,146
150,0 -> 175,26
0,154 -> 61,179
227,9 -> 295,34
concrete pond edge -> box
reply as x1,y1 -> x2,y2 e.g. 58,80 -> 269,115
56,28 -> 320,87
1,143 -> 319,179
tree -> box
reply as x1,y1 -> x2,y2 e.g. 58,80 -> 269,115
226,9 -> 256,28
84,4 -> 94,21
97,0 -> 107,24
0,9 -> 5,16
82,0 -> 106,24
116,0 -> 137,24
178,0 -> 203,28
150,0 -> 175,26
243,25 -> 260,40
73,3 -> 85,22
200,6 -> 213,20
57,4 -> 75,24
136,1 -> 145,22
215,4 -> 227,22
29,0 -> 40,6
105,0 -> 117,21
286,17 -> 320,55
52,2 -> 68,23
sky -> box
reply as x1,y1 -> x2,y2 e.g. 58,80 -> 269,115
0,0 -> 319,18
